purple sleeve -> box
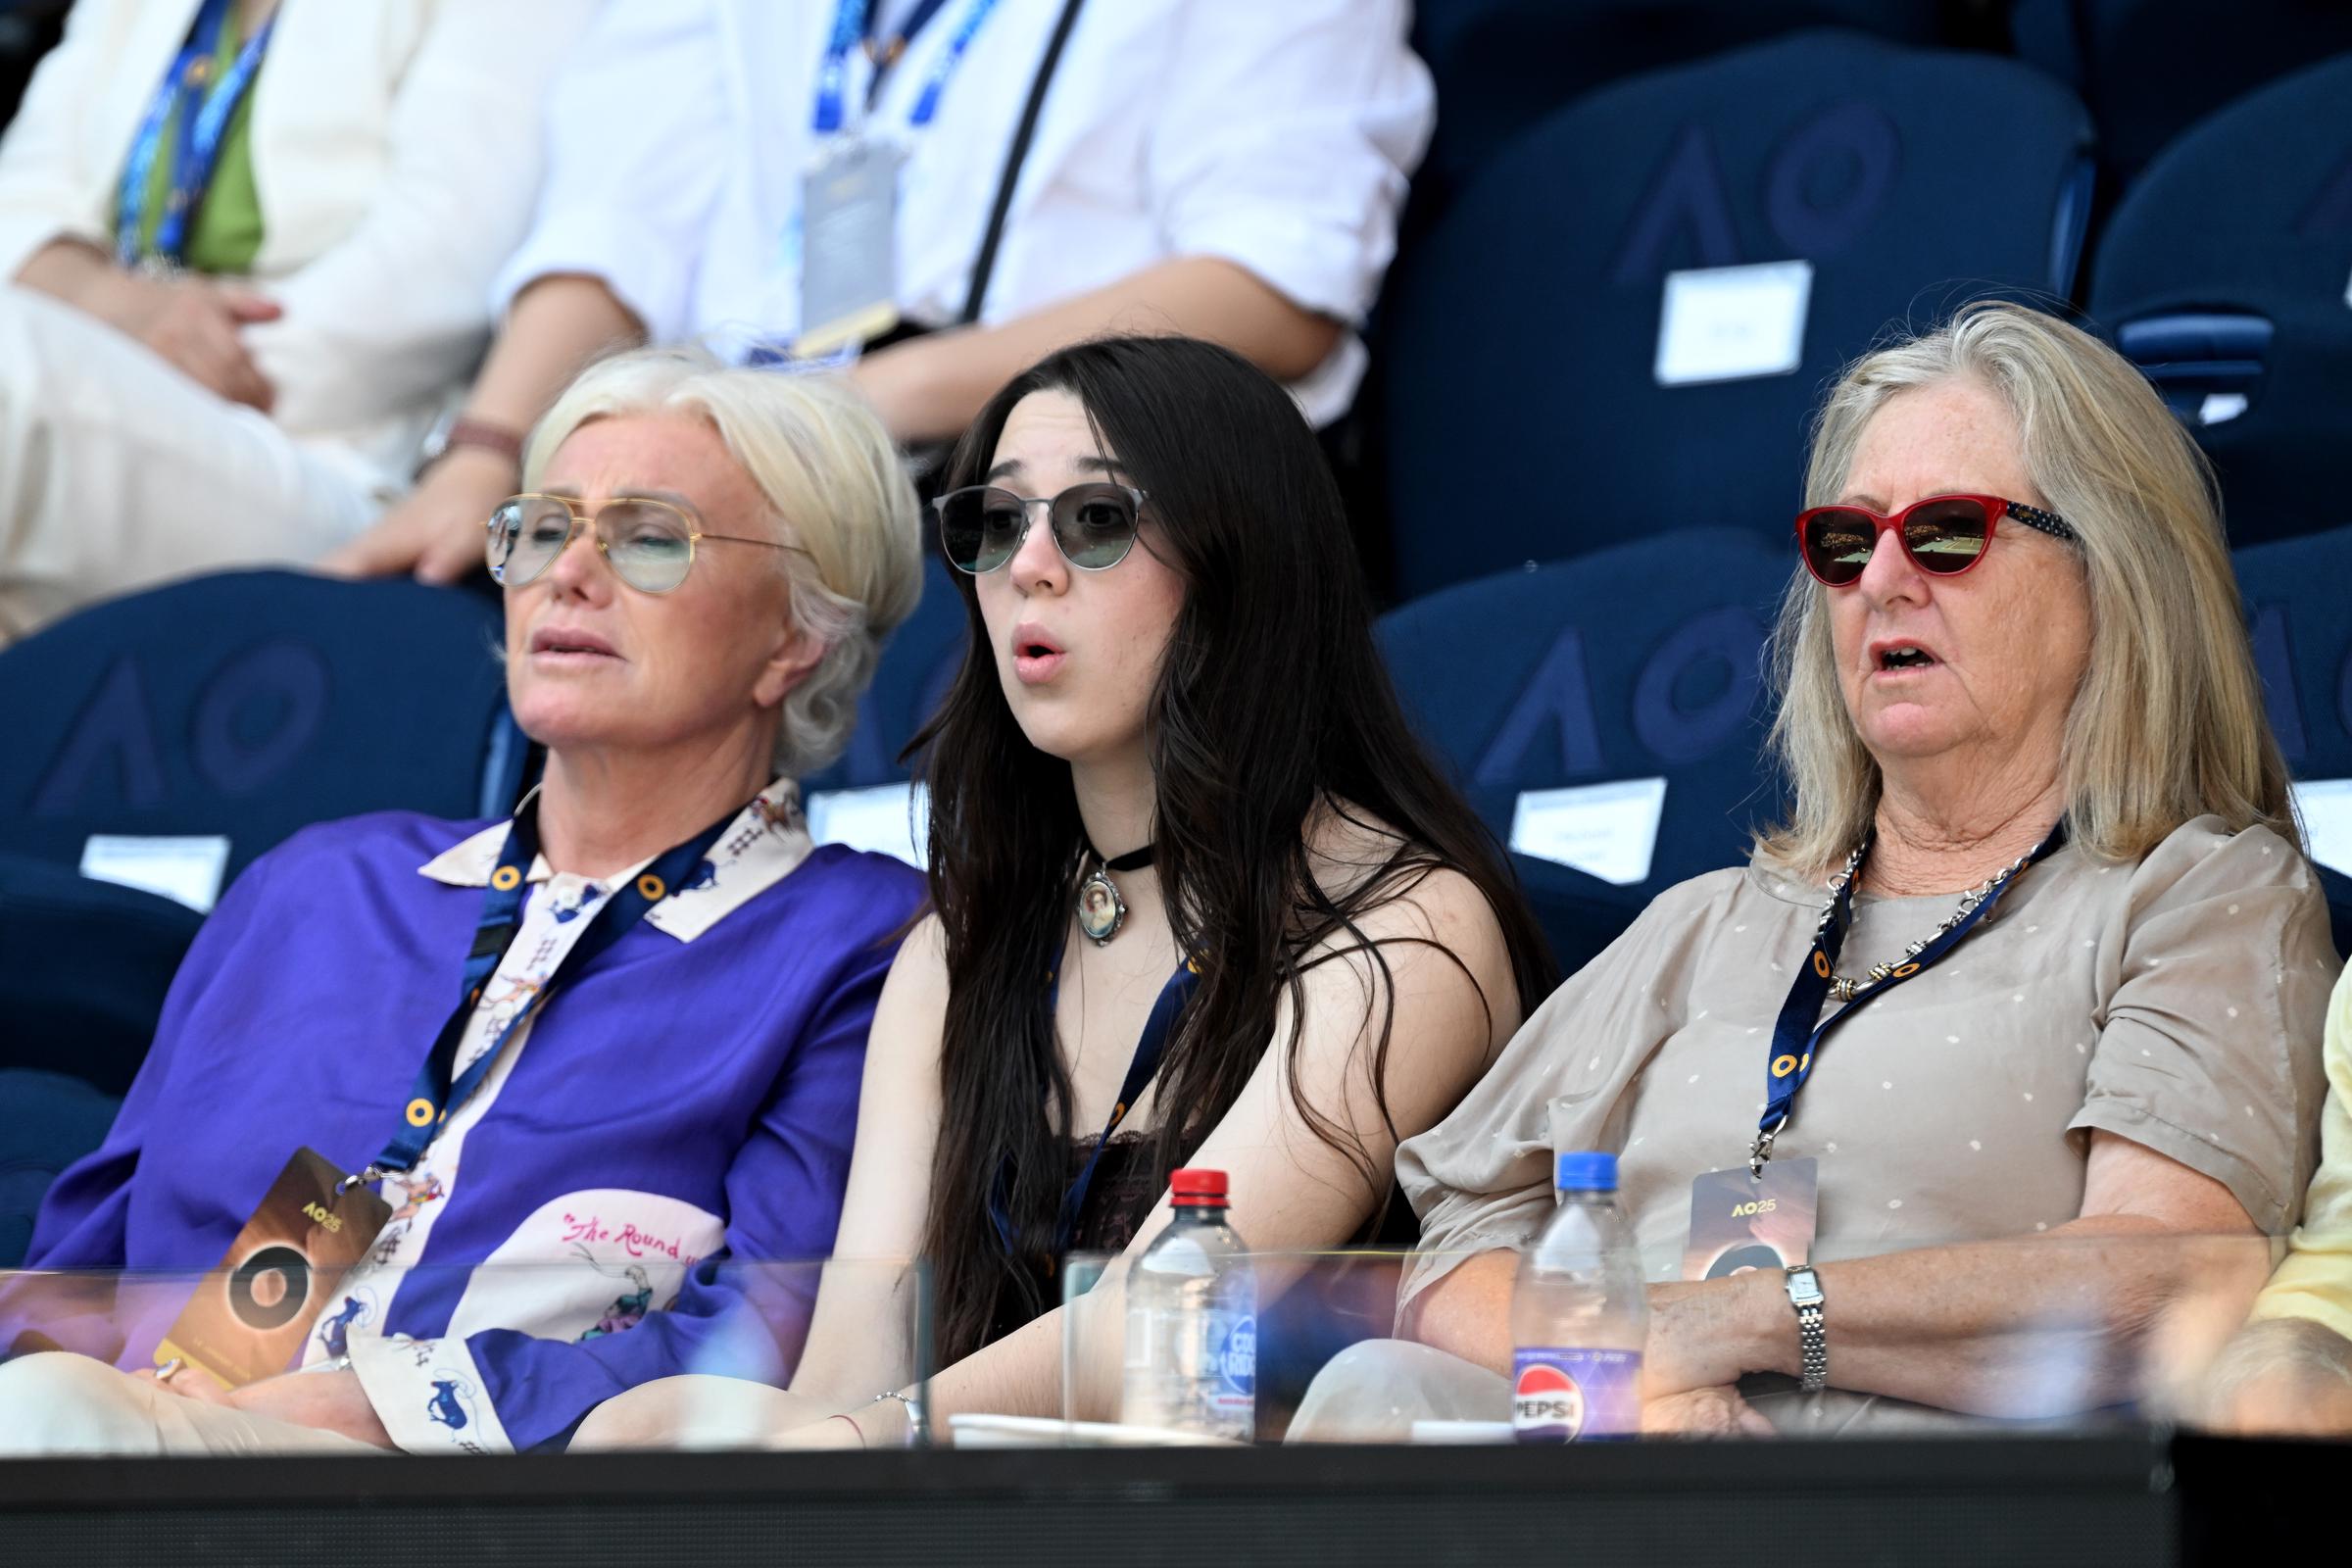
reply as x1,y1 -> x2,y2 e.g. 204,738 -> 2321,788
457,920 -> 899,1450
7,855 -> 284,1359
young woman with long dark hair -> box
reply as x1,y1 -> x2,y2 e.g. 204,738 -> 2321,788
574,336 -> 1553,1447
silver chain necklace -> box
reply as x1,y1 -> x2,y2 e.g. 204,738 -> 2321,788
1816,838 -> 2041,1004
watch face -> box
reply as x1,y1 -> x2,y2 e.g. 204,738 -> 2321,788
1788,1267 -> 1825,1306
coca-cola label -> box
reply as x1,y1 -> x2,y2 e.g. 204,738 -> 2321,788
1512,1347 -> 1641,1442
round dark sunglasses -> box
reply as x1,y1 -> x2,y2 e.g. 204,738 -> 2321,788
934,482 -> 1148,575
1794,493 -> 2078,587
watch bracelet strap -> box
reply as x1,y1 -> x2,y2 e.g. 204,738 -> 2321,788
1795,1301 -> 1829,1393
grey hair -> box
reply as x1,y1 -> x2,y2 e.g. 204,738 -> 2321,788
523,347 -> 923,778
1757,301 -> 2296,874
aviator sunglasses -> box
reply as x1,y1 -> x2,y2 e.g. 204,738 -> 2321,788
1794,493 -> 2079,587
935,482 -> 1149,575
487,493 -> 806,594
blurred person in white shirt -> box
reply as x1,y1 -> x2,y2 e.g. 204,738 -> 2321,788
0,0 -> 595,645
324,0 -> 1434,585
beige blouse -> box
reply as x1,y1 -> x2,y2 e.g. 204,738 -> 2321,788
1399,817 -> 2337,1349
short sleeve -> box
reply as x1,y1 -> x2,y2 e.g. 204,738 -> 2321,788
2069,820 -> 2337,1236
1395,873 -> 1739,1319
488,0 -> 731,339
2252,966 -> 2352,1341
1143,0 -> 1433,326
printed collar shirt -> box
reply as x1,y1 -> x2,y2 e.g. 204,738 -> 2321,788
492,0 -> 1434,426
19,780 -> 925,1452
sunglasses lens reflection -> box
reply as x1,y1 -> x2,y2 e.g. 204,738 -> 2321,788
1903,498 -> 1992,573
939,486 -> 1029,573
490,498 -> 574,586
1051,484 -> 1141,569
1801,510 -> 1876,585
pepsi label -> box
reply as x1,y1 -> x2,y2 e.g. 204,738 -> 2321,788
1512,1347 -> 1641,1443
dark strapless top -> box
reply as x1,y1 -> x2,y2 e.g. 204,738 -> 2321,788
986,1133 -> 1163,1346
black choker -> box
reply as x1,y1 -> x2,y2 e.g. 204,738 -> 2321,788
1075,842 -> 1154,946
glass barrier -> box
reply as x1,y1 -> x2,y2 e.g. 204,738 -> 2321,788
984,1233 -> 2352,1448
4,1233 -> 2349,1455
0,1256 -> 928,1457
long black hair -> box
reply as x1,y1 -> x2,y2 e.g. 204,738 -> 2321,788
911,336 -> 1555,1362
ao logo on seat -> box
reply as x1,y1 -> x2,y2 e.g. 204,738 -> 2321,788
1612,102 -> 1902,283
1474,610 -> 1765,785
30,642 -> 333,814
2249,603 -> 2352,766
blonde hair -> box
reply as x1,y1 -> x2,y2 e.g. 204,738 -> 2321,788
1757,301 -> 2295,874
523,347 -> 923,778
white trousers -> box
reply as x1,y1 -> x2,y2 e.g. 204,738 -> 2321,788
0,1351 -> 382,1456
0,286 -> 384,646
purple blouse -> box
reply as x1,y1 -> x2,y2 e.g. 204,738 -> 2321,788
19,793 -> 923,1451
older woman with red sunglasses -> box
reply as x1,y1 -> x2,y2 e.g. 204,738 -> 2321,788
1294,301 -> 2335,1440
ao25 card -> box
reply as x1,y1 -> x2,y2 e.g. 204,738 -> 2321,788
1683,1157 -> 1819,1282
154,1147 -> 390,1388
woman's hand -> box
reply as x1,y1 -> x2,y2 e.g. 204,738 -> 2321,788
2194,1318 -> 2352,1438
222,1369 -> 397,1447
136,1364 -> 398,1447
1641,1275 -> 1784,1400
91,270 -> 282,412
318,446 -> 515,582
16,238 -> 279,410
1642,1383 -> 1774,1438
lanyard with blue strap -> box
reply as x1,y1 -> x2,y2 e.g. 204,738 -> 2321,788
338,797 -> 736,1191
812,0 -> 1001,135
1748,822 -> 2069,1177
115,0 -> 277,268
989,956 -> 1200,1267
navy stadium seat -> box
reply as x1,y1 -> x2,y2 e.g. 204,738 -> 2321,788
1379,528 -> 1792,972
1405,1 -> 1947,232
0,1069 -> 122,1269
0,570 -> 519,1257
0,856 -> 202,1266
2231,526 -> 2352,956
0,568 -> 518,884
2086,53 -> 2352,548
1379,30 -> 2094,599
801,553 -> 970,795
2012,0 -> 2352,188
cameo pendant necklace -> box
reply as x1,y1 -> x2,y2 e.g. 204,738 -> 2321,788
1076,842 -> 1156,947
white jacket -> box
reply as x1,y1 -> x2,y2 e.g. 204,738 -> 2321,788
0,0 -> 597,486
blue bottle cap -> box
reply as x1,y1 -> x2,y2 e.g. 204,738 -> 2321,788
1554,1151 -> 1618,1192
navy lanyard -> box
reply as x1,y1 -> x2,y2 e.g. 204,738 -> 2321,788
116,0 -> 277,268
1752,822 -> 2069,1173
989,956 -> 1200,1264
356,799 -> 737,1183
812,0 -> 1002,135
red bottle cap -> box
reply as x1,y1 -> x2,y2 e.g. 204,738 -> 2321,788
1169,1167 -> 1228,1206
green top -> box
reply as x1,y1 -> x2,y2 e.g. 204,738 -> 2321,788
117,5 -> 269,275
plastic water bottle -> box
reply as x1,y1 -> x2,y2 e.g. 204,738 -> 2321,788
1510,1151 -> 1646,1442
1119,1167 -> 1255,1440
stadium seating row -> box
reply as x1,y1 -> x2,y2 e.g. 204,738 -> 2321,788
1375,33 -> 2352,599
1406,0 -> 2352,220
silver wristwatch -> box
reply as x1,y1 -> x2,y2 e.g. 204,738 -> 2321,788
1785,1265 -> 1829,1393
